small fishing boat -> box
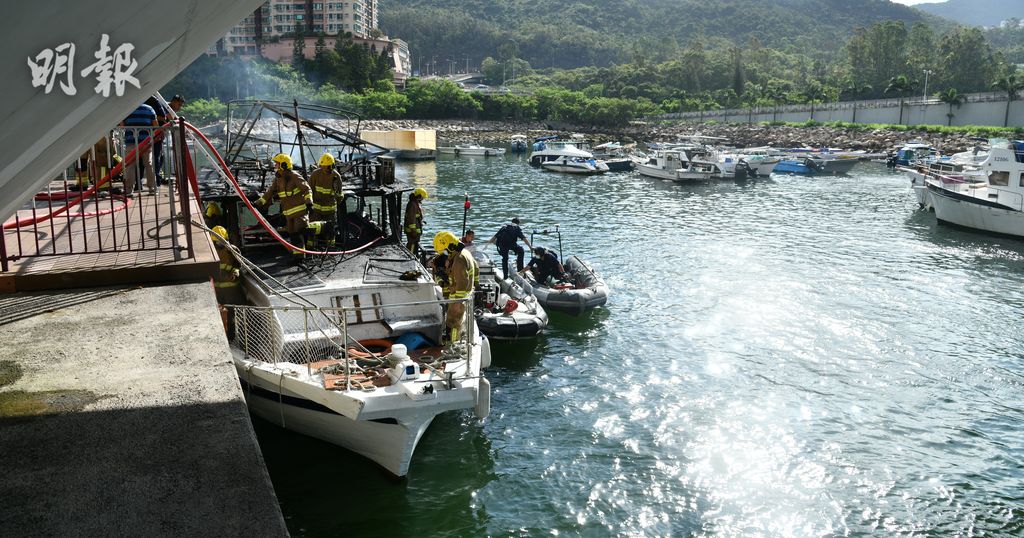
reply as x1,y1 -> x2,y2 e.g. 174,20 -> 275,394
774,156 -> 827,175
515,254 -> 609,316
470,248 -> 549,339
540,155 -> 609,175
889,142 -> 940,167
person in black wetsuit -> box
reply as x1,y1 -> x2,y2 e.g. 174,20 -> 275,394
486,217 -> 532,278
523,246 -> 567,285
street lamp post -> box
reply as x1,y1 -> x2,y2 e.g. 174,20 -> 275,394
922,69 -> 933,103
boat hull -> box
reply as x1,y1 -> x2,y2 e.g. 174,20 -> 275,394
476,310 -> 548,339
516,255 -> 609,316
604,158 -> 635,172
820,158 -> 859,175
541,163 -> 606,174
233,340 -> 487,477
928,184 -> 1024,238
240,376 -> 435,477
395,149 -> 437,160
455,147 -> 505,156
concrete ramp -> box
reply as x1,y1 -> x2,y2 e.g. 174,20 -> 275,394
0,281 -> 287,536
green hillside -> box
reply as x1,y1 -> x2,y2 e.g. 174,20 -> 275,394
380,0 -> 940,69
915,0 -> 1023,28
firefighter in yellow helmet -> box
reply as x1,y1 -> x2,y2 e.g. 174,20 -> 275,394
308,152 -> 344,249
255,153 -> 312,260
210,225 -> 243,338
434,231 -> 476,344
404,187 -> 428,254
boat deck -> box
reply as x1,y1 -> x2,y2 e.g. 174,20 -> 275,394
245,240 -> 429,292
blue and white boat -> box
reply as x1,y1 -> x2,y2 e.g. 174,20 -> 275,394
529,136 -> 595,167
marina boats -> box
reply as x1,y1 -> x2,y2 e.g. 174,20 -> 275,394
591,142 -> 637,172
926,140 -> 1024,237
890,142 -> 940,167
907,167 -> 982,210
202,112 -> 490,477
470,248 -> 549,339
438,144 -> 507,157
903,160 -> 986,209
731,147 -> 784,177
540,155 -> 610,175
637,149 -> 716,182
510,134 -> 529,153
774,154 -> 858,175
528,136 -> 596,167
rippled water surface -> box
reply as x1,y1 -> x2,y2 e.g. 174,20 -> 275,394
256,153 -> 1024,537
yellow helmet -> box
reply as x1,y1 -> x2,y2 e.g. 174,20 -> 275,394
318,153 -> 335,167
210,225 -> 228,242
433,231 -> 459,253
412,187 -> 428,199
272,153 -> 293,169
204,201 -> 222,217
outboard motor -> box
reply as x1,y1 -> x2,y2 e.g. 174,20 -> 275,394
736,159 -> 756,180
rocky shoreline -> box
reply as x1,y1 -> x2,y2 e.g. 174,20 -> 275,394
360,119 -> 997,154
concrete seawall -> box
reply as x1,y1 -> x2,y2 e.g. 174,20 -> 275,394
0,282 -> 288,536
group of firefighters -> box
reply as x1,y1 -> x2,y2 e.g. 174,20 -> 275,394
209,150 -> 567,344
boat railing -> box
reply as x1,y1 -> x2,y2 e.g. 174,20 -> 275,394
932,177 -> 1024,211
230,295 -> 476,391
1,121 -> 197,274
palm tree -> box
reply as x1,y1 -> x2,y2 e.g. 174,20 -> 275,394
764,83 -> 788,123
938,88 -> 966,126
991,72 -> 1024,128
841,82 -> 872,123
885,75 -> 918,126
802,83 -> 829,121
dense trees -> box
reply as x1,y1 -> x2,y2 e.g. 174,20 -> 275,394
162,10 -> 1019,128
380,0 -> 939,72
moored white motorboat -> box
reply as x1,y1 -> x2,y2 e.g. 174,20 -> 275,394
637,149 -> 715,182
927,140 -> 1024,237
453,144 -> 506,157
541,155 -> 609,175
529,137 -> 595,167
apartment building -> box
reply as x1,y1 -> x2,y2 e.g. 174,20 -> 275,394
218,0 -> 380,56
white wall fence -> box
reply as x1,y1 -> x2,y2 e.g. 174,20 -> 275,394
659,91 -> 1023,128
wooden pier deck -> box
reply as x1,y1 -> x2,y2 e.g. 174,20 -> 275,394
0,187 -> 218,292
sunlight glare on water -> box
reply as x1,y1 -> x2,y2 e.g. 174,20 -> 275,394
258,152 -> 1024,537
